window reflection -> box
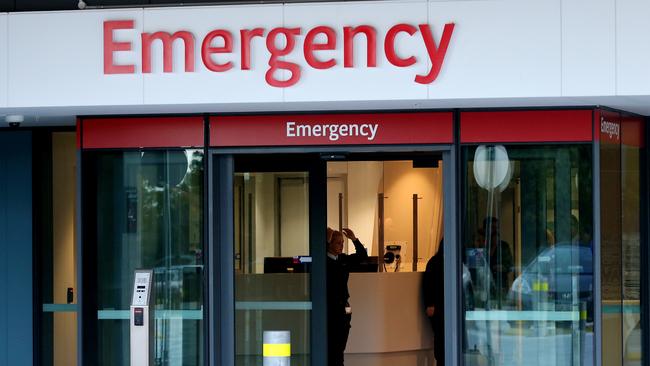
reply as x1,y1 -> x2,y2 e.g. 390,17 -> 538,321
463,145 -> 594,366
234,172 -> 311,366
622,138 -> 642,366
94,150 -> 204,366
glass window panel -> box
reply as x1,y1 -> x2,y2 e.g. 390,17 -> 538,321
234,172 -> 310,366
93,150 -> 204,366
601,132 -> 623,366
462,145 -> 594,366
621,124 -> 642,366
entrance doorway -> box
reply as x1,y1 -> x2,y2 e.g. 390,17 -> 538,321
227,151 -> 448,366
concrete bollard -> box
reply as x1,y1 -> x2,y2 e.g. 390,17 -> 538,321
263,330 -> 291,366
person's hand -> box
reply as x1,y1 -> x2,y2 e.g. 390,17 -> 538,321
426,306 -> 435,317
342,228 -> 357,241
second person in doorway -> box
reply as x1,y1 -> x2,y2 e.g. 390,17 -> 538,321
423,240 -> 445,366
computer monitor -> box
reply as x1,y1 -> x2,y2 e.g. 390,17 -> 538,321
349,256 -> 379,272
264,257 -> 312,273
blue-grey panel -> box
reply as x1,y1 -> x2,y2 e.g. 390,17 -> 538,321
0,135 -> 7,366
0,131 -> 33,366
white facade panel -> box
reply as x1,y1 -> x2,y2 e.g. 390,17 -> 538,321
617,0 -> 650,95
7,10 -> 144,108
0,14 -> 7,108
428,0 -> 562,99
142,5 -> 283,105
3,1 -> 650,112
283,1 -> 429,102
561,0 -> 615,96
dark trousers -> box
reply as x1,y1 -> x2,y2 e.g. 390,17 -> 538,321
430,315 -> 444,366
328,313 -> 351,366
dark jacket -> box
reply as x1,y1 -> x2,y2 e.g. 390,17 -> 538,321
423,244 -> 444,314
327,239 -> 368,317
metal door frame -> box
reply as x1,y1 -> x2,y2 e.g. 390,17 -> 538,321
208,144 -> 460,366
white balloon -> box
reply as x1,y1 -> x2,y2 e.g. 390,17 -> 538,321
473,145 -> 512,190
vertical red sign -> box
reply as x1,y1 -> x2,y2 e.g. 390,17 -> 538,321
597,110 -> 621,145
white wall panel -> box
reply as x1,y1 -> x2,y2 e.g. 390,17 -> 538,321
4,1 -> 650,111
8,10 -> 144,108
617,0 -> 650,95
0,14 -> 7,108
283,1 -> 428,102
562,0 -> 615,96
428,0 -> 562,99
142,5 -> 283,105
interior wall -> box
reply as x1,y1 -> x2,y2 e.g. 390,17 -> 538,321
346,162 -> 383,255
52,132 -> 77,366
328,161 -> 444,266
254,174 -> 275,273
383,161 -> 444,270
326,176 -> 347,232
252,173 -> 310,272
279,176 -> 309,257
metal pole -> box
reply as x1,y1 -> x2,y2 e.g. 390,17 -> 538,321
413,194 -> 419,272
338,192 -> 345,253
247,192 -> 253,273
443,147 -> 460,366
378,193 -> 385,272
338,192 -> 343,233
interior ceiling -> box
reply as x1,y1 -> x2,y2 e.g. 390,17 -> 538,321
3,95 -> 649,126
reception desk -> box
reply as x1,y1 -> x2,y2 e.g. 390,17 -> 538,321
346,272 -> 435,366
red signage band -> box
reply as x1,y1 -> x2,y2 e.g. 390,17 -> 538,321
209,113 -> 453,147
82,117 -> 204,149
460,110 -> 593,143
103,20 -> 455,88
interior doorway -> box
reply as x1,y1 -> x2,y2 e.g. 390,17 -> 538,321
326,158 -> 444,271
325,153 -> 445,366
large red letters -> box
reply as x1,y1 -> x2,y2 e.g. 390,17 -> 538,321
103,20 -> 455,87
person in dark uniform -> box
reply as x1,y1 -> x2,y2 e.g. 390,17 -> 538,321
423,241 -> 444,366
326,227 -> 368,366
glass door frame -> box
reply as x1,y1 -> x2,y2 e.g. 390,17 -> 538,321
208,144 -> 460,366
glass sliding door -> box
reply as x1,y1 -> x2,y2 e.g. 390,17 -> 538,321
233,156 -> 316,366
462,144 -> 594,366
325,157 -> 445,365
87,149 -> 204,366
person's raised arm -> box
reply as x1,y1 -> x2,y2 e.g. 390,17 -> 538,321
342,228 -> 368,260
